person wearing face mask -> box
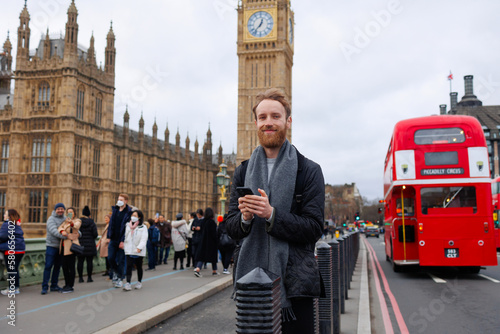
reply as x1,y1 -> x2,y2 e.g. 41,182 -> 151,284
107,194 -> 132,288
123,210 -> 148,291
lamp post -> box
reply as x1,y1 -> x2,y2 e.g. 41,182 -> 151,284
216,161 -> 231,215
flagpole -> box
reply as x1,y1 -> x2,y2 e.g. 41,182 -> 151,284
449,70 -> 453,93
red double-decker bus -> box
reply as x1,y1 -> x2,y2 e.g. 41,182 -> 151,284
490,177 -> 500,250
383,115 -> 498,273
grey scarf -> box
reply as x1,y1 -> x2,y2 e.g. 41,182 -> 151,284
235,139 -> 298,312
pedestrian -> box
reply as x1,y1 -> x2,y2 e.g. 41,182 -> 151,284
171,213 -> 189,270
96,214 -> 111,277
77,206 -> 98,283
190,209 -> 203,267
41,203 -> 66,295
0,209 -> 25,295
193,208 -> 219,277
217,214 -> 235,275
58,207 -> 82,293
123,210 -> 148,291
107,194 -> 132,288
185,212 -> 195,267
146,218 -> 160,271
226,88 -> 325,334
157,215 -> 172,265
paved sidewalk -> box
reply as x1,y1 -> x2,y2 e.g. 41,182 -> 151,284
0,239 -> 371,334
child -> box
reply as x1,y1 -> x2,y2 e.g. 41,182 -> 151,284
123,210 -> 148,291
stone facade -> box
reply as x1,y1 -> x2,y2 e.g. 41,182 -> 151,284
236,0 -> 294,164
0,2 -> 235,237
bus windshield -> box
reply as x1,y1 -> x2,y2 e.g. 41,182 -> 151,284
414,127 -> 465,145
421,186 -> 477,214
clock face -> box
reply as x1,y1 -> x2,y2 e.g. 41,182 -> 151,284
288,18 -> 293,44
247,11 -> 274,38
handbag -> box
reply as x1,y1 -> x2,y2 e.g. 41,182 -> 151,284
70,243 -> 85,255
219,232 -> 234,247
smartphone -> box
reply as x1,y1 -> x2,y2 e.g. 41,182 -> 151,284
156,213 -> 159,219
67,212 -> 73,219
237,187 -> 254,197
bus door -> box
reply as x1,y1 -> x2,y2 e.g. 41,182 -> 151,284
391,186 -> 419,264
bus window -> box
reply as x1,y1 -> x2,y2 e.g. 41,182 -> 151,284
421,186 -> 477,214
396,197 -> 415,216
414,128 -> 465,145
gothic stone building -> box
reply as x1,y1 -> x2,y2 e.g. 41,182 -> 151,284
0,2 -> 235,237
440,75 -> 500,179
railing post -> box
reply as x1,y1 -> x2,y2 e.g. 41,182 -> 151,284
343,233 -> 350,297
235,267 -> 282,334
336,236 -> 345,314
316,241 -> 332,334
327,238 -> 341,334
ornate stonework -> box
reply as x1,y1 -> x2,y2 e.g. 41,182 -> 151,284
0,2 -> 236,237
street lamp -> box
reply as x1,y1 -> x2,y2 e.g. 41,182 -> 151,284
216,160 -> 231,215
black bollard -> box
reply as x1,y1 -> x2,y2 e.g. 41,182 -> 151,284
316,241 -> 333,334
235,267 -> 282,334
327,238 -> 341,334
336,236 -> 345,314
343,233 -> 350,298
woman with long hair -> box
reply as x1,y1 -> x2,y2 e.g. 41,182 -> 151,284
58,207 -> 82,293
0,209 -> 25,295
193,208 -> 219,277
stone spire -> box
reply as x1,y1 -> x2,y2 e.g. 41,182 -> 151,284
64,0 -> 79,57
17,2 -> 31,62
87,33 -> 96,65
105,21 -> 116,75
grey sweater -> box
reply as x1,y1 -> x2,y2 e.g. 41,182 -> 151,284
46,210 -> 67,248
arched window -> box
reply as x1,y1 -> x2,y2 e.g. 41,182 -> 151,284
76,86 -> 85,120
38,82 -> 50,107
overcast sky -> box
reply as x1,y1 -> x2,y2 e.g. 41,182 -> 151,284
2,0 -> 500,201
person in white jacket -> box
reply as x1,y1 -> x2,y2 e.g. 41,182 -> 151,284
171,213 -> 189,270
123,210 -> 148,291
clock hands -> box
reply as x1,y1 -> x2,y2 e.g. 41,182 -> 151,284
257,18 -> 264,29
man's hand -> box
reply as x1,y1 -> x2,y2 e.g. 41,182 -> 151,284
238,189 -> 273,220
119,242 -> 124,249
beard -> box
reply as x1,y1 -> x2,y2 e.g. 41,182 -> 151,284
258,124 -> 287,149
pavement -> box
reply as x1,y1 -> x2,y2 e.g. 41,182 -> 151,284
0,238 -> 371,333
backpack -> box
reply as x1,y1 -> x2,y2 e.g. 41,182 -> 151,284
239,149 -> 307,214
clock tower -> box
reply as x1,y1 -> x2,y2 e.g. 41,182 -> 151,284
236,0 -> 294,164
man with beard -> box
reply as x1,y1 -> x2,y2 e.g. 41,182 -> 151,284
226,88 -> 325,334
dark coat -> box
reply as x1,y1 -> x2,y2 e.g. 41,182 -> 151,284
194,218 -> 218,264
226,148 -> 325,299
191,217 -> 203,245
107,205 -> 132,242
78,217 -> 98,256
0,220 -> 25,252
158,222 -> 172,248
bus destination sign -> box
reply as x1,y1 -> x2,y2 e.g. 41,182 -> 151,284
421,168 -> 464,176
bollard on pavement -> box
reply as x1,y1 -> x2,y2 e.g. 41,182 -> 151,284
327,238 -> 341,334
235,267 -> 282,334
316,241 -> 333,334
336,236 -> 346,314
